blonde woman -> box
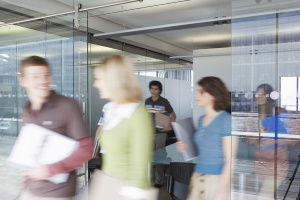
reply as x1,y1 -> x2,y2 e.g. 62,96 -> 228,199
93,54 -> 154,199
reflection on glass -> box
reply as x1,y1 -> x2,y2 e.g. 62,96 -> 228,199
0,11 -> 88,199
232,3 -> 300,199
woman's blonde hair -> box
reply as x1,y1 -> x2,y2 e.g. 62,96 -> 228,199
96,54 -> 142,103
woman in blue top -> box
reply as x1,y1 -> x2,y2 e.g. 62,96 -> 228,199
177,76 -> 238,200
248,83 -> 297,199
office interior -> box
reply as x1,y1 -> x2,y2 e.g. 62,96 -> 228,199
1,0 -> 300,199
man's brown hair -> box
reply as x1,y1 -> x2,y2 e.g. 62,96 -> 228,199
19,56 -> 50,76
197,76 -> 230,111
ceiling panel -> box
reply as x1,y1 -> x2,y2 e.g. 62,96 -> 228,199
81,0 -> 231,27
57,0 -> 232,50
3,0 -> 300,57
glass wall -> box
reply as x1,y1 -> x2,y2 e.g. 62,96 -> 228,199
87,40 -> 193,136
232,1 -> 300,199
0,10 -> 88,199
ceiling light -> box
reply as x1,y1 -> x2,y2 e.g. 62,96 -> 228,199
0,54 -> 9,58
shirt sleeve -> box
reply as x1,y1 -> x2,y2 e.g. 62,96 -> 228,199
164,99 -> 174,114
221,112 -> 232,137
46,99 -> 93,175
65,99 -> 90,139
47,137 -> 93,175
262,114 -> 287,134
128,105 -> 154,189
144,98 -> 152,108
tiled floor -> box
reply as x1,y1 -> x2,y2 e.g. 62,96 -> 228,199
1,135 -> 300,200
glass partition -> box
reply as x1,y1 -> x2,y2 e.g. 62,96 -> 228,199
232,1 -> 300,199
87,41 -> 193,136
87,44 -> 121,135
0,9 -> 88,199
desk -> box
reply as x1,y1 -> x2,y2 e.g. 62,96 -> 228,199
153,132 -> 300,165
152,134 -> 300,199
232,131 -> 300,139
152,143 -> 197,165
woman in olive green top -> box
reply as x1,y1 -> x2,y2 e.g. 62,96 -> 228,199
93,54 -> 154,198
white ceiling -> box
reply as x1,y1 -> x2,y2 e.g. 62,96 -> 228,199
61,0 -> 232,50
1,0 -> 300,58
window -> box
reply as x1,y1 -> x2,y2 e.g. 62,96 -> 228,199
280,76 -> 298,111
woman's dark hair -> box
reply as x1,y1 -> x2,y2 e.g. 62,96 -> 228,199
256,83 -> 274,116
197,76 -> 230,111
256,83 -> 274,103
149,80 -> 163,94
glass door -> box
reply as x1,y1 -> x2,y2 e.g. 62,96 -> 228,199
0,8 -> 88,200
232,2 -> 300,199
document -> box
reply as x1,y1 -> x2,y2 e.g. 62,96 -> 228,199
147,108 -> 166,113
155,112 -> 170,129
172,118 -> 197,161
7,124 -> 79,184
93,137 -> 100,158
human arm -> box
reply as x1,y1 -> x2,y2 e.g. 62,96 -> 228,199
25,137 -> 93,180
160,111 -> 176,132
176,141 -> 187,152
170,111 -> 176,123
213,114 -> 238,200
213,136 -> 238,200
161,99 -> 176,132
258,116 -> 299,146
169,111 -> 176,127
47,100 -> 93,175
128,106 -> 154,189
260,138 -> 298,146
25,100 -> 93,180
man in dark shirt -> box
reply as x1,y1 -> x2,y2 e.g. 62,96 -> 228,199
18,56 -> 93,200
145,80 -> 176,188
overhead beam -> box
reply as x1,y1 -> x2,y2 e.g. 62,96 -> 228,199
93,5 -> 300,39
94,17 -> 231,38
0,0 -> 143,28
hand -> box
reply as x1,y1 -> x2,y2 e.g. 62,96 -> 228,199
161,125 -> 172,132
23,165 -> 51,181
176,141 -> 187,152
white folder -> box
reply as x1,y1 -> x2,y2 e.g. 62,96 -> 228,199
172,118 -> 198,161
7,124 -> 79,184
